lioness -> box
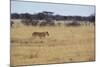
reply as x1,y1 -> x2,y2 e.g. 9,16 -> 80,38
32,31 -> 49,39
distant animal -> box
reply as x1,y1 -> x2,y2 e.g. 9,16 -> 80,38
32,31 -> 49,39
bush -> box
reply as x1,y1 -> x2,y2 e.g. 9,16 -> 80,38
21,19 -> 39,26
11,21 -> 14,27
66,21 -> 80,26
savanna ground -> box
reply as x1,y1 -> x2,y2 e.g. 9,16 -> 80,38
11,21 -> 95,66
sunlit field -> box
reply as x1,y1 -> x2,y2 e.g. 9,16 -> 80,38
11,22 -> 95,66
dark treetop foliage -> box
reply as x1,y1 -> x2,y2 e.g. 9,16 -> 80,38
11,11 -> 95,22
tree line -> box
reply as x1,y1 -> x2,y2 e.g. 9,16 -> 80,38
11,11 -> 95,22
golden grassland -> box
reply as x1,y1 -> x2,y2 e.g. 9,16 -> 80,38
11,23 -> 95,66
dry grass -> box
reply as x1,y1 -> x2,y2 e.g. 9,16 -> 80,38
11,23 -> 95,66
